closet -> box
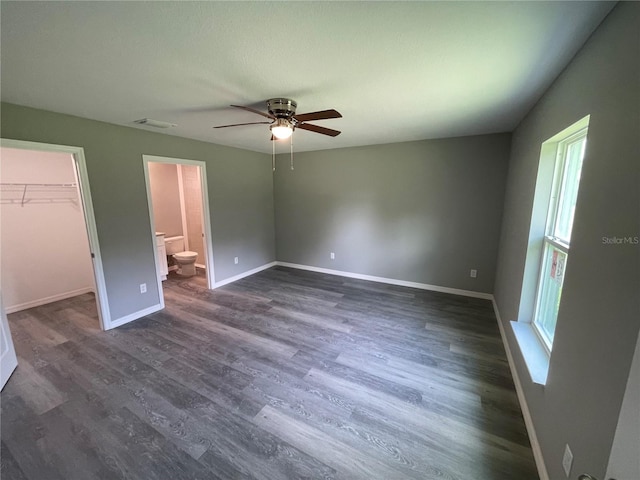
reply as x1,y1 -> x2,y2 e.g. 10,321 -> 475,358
0,147 -> 95,314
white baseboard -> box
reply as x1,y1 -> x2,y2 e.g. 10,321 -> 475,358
107,302 -> 164,330
492,298 -> 548,480
5,287 -> 95,314
213,262 -> 277,289
275,262 -> 493,300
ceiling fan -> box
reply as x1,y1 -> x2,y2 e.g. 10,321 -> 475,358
214,98 -> 342,140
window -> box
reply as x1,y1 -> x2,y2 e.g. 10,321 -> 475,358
532,129 -> 587,350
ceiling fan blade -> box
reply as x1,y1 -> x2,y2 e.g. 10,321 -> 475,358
296,123 -> 341,137
230,105 -> 274,119
213,121 -> 272,129
294,109 -> 342,123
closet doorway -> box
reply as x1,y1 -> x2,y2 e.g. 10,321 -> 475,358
143,155 -> 215,293
0,139 -> 109,330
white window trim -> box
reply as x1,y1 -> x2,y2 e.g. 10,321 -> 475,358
531,128 -> 587,353
512,115 -> 590,386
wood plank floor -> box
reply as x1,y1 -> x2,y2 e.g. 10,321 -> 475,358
1,266 -> 538,479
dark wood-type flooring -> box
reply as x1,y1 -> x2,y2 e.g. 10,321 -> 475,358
1,266 -> 538,479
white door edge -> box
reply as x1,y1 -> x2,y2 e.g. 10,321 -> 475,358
0,291 -> 18,390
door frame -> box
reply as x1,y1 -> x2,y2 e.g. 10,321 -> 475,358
0,290 -> 18,390
142,155 -> 215,289
0,139 -> 111,330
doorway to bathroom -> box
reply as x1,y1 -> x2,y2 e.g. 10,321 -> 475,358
0,139 -> 109,332
143,155 -> 215,294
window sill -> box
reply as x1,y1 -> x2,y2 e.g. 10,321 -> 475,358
510,321 -> 550,385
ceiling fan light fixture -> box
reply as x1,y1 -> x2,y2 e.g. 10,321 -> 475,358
270,119 -> 293,139
217,100 -> 342,141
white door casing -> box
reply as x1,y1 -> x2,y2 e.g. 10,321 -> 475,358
0,139 -> 111,330
143,155 -> 216,290
0,291 -> 18,390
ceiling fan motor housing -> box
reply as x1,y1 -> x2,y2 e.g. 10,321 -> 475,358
267,98 -> 297,118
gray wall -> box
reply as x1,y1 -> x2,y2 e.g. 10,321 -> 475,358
493,3 -> 640,479
1,103 -> 275,321
274,134 -> 511,293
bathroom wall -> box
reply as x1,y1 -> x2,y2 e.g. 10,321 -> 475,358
0,147 -> 95,312
148,162 -> 182,237
148,161 -> 206,269
180,164 -> 205,267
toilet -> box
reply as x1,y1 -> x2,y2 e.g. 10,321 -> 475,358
164,235 -> 198,277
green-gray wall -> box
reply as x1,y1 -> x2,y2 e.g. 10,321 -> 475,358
274,134 -> 511,294
493,3 -> 639,479
1,103 -> 275,321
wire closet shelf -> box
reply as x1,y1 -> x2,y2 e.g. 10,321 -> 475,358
0,182 -> 79,206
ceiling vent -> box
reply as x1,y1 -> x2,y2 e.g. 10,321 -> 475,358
133,118 -> 177,128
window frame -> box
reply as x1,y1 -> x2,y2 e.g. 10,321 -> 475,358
532,127 -> 588,352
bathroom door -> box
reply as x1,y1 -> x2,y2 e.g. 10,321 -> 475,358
0,291 -> 18,390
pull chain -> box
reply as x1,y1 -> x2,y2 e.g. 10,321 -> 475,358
272,137 -> 276,171
290,133 -> 294,170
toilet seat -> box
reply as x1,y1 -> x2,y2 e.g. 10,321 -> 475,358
173,251 -> 198,260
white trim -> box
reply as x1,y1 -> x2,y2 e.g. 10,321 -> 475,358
275,262 -> 493,299
213,262 -> 277,289
0,139 -> 111,330
0,291 -> 18,390
143,155 -> 216,290
4,287 -> 95,314
107,303 -> 164,330
196,164 -> 214,286
492,299 -> 549,480
176,164 -> 190,250
142,160 -> 169,309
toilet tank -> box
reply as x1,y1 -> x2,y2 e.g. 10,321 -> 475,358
164,235 -> 185,255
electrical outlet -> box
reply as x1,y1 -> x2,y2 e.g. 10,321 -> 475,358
562,444 -> 573,477
470,269 -> 477,278
330,252 -> 335,260
234,257 -> 239,265
140,283 -> 147,294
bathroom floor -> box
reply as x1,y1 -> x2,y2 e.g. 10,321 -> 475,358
164,268 -> 207,289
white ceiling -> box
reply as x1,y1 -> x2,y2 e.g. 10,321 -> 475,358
1,1 -> 614,154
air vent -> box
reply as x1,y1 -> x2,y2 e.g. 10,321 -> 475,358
133,118 -> 177,128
